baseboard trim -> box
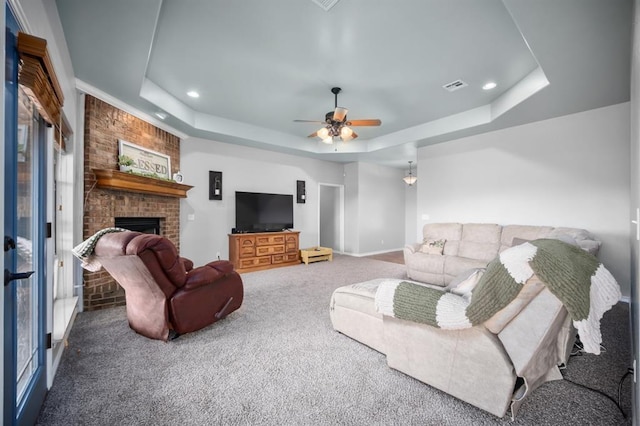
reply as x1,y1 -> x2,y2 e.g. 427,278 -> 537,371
345,248 -> 404,257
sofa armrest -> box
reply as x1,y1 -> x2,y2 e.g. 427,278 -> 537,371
404,243 -> 421,254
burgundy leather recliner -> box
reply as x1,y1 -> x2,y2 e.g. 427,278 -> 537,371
93,231 -> 243,341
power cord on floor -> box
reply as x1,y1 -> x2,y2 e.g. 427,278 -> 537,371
561,339 -> 630,420
562,374 -> 628,419
618,368 -> 634,412
569,335 -> 607,358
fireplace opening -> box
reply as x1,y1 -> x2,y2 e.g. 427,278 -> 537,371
115,217 -> 161,235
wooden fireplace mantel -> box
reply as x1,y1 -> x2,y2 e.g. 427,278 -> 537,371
92,169 -> 193,198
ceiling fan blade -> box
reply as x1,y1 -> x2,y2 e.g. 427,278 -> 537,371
295,119 -> 325,124
350,131 -> 359,141
333,107 -> 348,122
345,119 -> 381,127
346,119 -> 381,126
307,131 -> 318,138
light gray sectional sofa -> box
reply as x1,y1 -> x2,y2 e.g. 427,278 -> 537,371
330,223 -> 602,418
404,223 -> 600,286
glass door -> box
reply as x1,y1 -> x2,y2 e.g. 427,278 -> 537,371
4,6 -> 47,425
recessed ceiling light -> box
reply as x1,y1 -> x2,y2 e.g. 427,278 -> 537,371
155,112 -> 167,120
482,82 -> 497,91
187,90 -> 200,98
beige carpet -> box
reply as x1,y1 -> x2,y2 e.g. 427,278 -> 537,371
36,254 -> 631,425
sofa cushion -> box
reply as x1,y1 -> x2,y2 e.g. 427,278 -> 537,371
446,268 -> 485,298
420,239 -> 446,255
423,223 -> 462,256
548,227 -> 600,255
499,225 -> 554,252
444,256 -> 490,284
458,223 -> 501,262
511,237 -> 530,247
331,279 -> 384,318
408,252 -> 446,277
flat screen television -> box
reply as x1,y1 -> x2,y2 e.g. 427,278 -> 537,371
235,191 -> 294,233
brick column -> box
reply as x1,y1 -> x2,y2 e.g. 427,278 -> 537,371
82,95 -> 181,310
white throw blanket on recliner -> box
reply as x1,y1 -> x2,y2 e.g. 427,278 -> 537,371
72,227 -> 127,271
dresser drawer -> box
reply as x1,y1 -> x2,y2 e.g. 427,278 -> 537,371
256,234 -> 286,246
273,253 -> 300,264
285,242 -> 298,253
239,236 -> 255,247
238,257 -> 271,269
239,246 -> 255,258
256,245 -> 285,256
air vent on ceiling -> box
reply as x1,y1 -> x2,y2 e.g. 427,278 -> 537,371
442,79 -> 468,92
311,0 -> 340,12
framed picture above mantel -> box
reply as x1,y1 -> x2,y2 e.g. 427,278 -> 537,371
118,139 -> 171,179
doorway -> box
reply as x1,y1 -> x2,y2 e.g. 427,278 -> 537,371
318,183 -> 344,253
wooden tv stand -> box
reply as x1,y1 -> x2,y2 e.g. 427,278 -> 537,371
228,231 -> 300,273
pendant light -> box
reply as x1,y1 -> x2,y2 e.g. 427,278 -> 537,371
403,161 -> 417,186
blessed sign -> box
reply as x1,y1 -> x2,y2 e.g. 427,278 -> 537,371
118,140 -> 171,179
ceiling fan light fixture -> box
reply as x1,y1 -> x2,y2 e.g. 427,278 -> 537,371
333,107 -> 348,122
340,126 -> 354,141
317,127 -> 330,139
297,87 -> 381,145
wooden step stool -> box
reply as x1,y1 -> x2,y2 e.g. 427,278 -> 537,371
300,246 -> 333,265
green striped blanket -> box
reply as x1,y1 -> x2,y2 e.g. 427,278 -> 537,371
375,239 -> 620,354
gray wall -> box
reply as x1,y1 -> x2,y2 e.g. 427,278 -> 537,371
179,138 -> 344,265
180,141 -> 408,263
404,181 -> 418,245
417,102 -> 631,296
319,185 -> 340,250
344,162 -> 359,254
344,162 -> 406,255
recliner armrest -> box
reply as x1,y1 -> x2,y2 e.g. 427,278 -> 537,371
183,264 -> 226,290
205,260 -> 235,274
180,257 -> 194,272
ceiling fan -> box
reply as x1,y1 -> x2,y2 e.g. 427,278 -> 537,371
294,87 -> 381,144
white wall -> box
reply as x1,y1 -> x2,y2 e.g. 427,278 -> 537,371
319,185 -> 340,250
345,162 -> 406,255
179,138 -> 344,265
417,102 -> 631,296
404,182 -> 418,245
344,162 -> 359,254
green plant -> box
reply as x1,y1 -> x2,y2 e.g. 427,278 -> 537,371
118,155 -> 135,167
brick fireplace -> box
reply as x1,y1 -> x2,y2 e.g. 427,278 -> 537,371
82,95 -> 181,310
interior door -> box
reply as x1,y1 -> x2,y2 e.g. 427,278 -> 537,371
3,6 -> 47,425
